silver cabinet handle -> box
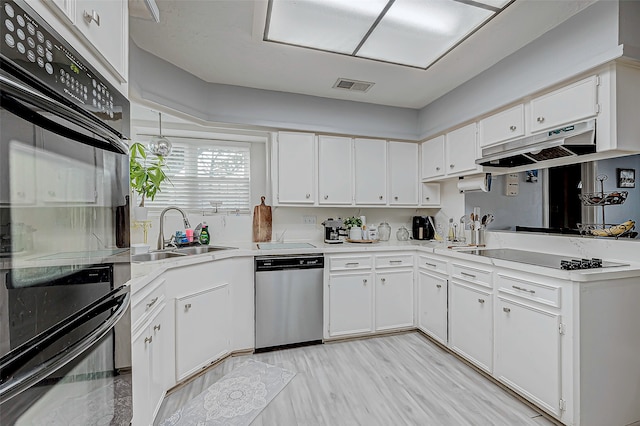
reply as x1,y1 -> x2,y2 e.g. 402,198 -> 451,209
363,279 -> 367,285
425,197 -> 430,201
381,278 -> 386,284
461,272 -> 476,279
83,9 -> 101,26
503,307 -> 511,313
146,297 -> 158,309
512,285 -> 535,294
424,262 -> 437,268
153,324 -> 161,332
185,303 -> 192,311
436,166 -> 440,171
305,193 -> 310,199
536,116 -> 545,123
389,260 -> 402,265
450,164 -> 455,169
509,125 -> 516,131
478,298 -> 485,304
394,196 -> 398,200
345,262 -> 359,267
379,195 -> 383,200
436,284 -> 442,289
324,195 -> 328,200
144,336 -> 152,344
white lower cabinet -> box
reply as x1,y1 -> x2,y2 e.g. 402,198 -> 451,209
328,271 -> 374,337
417,269 -> 447,344
132,303 -> 168,426
449,280 -> 493,373
375,269 -> 413,331
495,297 -> 562,416
175,284 -> 231,381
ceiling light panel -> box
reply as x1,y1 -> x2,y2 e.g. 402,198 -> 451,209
266,0 -> 388,54
357,0 -> 494,68
473,0 -> 511,9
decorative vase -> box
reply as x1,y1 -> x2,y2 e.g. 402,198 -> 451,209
349,226 -> 362,240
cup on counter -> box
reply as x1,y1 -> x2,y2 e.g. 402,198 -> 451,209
185,229 -> 194,242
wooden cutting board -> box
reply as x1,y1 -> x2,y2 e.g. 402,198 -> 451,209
252,196 -> 272,242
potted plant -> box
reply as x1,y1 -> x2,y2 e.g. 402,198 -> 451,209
129,142 -> 169,220
343,216 -> 363,240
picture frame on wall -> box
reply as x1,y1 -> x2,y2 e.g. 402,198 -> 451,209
617,168 -> 635,188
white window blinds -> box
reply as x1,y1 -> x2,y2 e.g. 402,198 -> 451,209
145,138 -> 251,213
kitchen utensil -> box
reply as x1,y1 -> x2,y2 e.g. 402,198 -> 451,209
252,196 -> 272,242
378,222 -> 391,241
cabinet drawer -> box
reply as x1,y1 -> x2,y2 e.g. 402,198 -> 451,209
132,278 -> 166,327
375,254 -> 414,269
329,255 -> 372,271
497,274 -> 561,308
418,255 -> 447,274
450,263 -> 492,288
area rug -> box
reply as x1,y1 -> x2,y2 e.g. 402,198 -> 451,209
158,360 -> 296,426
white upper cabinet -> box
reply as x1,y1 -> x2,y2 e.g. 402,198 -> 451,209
354,138 -> 387,205
421,135 -> 445,180
530,75 -> 598,133
419,182 -> 441,207
276,132 -> 316,204
388,141 -> 418,206
318,136 -> 352,205
478,104 -> 525,148
45,0 -> 128,82
445,123 -> 480,176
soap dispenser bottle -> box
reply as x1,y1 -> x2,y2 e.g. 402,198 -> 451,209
199,222 -> 210,245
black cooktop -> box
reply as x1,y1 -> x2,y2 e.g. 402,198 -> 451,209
460,248 -> 628,270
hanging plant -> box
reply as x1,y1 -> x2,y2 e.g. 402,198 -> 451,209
129,142 -> 169,207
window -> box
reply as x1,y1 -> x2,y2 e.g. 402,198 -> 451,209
145,137 -> 251,213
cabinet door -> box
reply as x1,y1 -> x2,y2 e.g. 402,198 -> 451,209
175,284 -> 230,380
495,298 -> 562,416
421,135 -> 445,180
388,141 -> 418,205
417,270 -> 447,344
131,321 -> 152,426
449,280 -> 493,372
74,0 -> 128,80
148,308 -> 168,419
375,269 -> 414,331
478,104 -> 525,148
318,136 -> 352,205
445,123 -> 479,176
420,182 -> 441,207
328,272 -> 374,337
354,138 -> 386,204
530,75 -> 598,133
277,132 -> 316,204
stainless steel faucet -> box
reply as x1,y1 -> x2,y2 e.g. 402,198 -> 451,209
157,206 -> 191,250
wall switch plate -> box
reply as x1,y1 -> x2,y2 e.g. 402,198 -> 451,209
505,173 -> 519,196
303,215 -> 316,225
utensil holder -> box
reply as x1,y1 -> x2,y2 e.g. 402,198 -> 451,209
471,229 -> 486,246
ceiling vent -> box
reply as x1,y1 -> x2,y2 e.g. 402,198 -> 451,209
332,78 -> 374,93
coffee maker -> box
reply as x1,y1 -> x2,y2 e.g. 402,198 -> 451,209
322,218 -> 345,244
412,216 -> 435,240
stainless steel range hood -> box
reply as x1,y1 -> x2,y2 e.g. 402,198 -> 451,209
477,119 -> 596,168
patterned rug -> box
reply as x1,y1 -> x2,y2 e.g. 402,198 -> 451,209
158,360 -> 296,426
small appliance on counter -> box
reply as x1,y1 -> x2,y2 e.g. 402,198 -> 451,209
412,216 -> 435,240
322,218 -> 345,243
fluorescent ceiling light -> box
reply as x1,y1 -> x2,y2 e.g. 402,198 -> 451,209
265,0 -> 513,69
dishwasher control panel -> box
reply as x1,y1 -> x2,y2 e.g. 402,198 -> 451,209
255,255 -> 324,271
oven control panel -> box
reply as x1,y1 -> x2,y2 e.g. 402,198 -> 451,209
0,0 -> 129,137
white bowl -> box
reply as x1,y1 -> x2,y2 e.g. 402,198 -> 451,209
131,243 -> 150,255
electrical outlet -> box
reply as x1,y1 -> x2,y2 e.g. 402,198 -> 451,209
303,215 -> 316,225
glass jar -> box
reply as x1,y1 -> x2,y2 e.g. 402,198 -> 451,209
378,222 -> 391,241
396,225 -> 410,241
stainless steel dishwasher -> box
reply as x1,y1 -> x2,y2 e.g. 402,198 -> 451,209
255,254 -> 324,350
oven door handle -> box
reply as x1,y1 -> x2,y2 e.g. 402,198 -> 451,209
0,285 -> 130,404
0,73 -> 127,154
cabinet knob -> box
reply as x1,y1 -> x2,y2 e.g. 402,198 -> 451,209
425,197 -> 430,201
83,9 -> 101,26
478,298 -> 485,304
436,284 -> 442,288
381,278 -> 386,284
536,116 -> 545,123
363,279 -> 367,285
154,324 -> 161,332
144,336 -> 153,344
436,167 -> 440,171
185,303 -> 192,311
379,195 -> 383,200
394,196 -> 398,201
509,125 -> 516,131
305,193 -> 311,199
324,195 -> 328,200
503,307 -> 511,313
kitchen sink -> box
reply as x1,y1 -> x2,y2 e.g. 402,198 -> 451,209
131,251 -> 187,262
174,245 -> 237,255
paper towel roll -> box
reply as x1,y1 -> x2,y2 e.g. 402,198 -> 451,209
457,174 -> 491,192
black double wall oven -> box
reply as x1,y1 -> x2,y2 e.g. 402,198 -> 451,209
1,0 -> 132,424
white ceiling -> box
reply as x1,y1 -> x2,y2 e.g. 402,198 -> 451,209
129,0 -> 597,110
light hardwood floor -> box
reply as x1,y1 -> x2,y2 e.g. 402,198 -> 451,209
155,332 -> 557,425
